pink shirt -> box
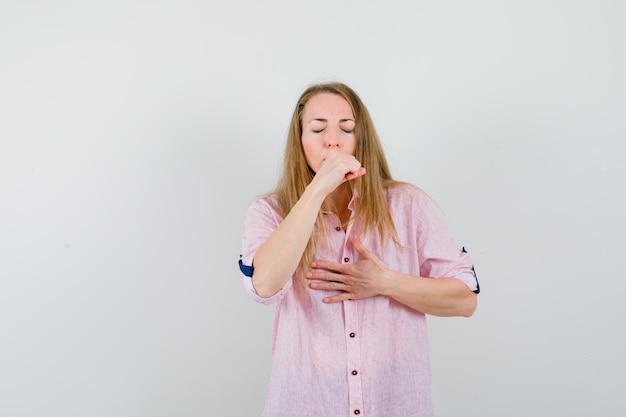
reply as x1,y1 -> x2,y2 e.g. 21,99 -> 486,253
240,184 -> 478,417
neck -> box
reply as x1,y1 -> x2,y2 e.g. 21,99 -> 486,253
323,183 -> 353,226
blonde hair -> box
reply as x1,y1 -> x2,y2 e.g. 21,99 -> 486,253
273,82 -> 400,270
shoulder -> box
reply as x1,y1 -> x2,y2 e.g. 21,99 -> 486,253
245,194 -> 283,222
247,193 -> 279,209
384,182 -> 442,222
384,181 -> 431,206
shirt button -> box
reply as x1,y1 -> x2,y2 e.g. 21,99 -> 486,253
344,257 -> 349,262
352,370 -> 358,375
354,410 -> 360,415
349,332 -> 355,338
335,226 -> 341,231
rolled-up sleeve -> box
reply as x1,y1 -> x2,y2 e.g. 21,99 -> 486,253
240,197 -> 292,304
414,195 -> 480,293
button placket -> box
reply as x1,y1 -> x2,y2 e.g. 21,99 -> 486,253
344,300 -> 363,417
342,219 -> 363,415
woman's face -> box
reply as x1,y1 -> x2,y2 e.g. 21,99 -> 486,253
301,93 -> 356,173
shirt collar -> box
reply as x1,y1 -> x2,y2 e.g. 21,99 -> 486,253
320,188 -> 359,214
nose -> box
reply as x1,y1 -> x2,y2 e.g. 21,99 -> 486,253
325,128 -> 340,148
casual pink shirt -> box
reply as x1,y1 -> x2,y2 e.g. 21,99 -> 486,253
240,184 -> 478,417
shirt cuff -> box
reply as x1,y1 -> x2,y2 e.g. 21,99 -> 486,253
241,274 -> 288,305
454,270 -> 480,294
239,254 -> 291,304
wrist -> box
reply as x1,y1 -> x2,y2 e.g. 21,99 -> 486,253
379,268 -> 399,297
302,181 -> 331,205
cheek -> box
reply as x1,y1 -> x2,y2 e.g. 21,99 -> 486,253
347,137 -> 357,156
301,140 -> 319,170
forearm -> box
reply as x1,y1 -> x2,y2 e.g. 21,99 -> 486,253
251,185 -> 326,298
382,272 -> 477,317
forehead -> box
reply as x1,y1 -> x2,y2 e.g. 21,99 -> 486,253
302,93 -> 354,121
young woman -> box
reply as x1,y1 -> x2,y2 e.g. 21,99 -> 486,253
239,82 -> 479,417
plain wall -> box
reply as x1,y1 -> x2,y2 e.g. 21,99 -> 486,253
1,0 -> 624,416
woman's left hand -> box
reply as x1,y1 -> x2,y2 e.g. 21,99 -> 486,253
305,235 -> 392,303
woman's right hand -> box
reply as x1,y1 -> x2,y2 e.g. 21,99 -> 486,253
310,150 -> 367,196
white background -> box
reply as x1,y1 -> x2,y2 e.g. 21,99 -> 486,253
1,1 -> 625,416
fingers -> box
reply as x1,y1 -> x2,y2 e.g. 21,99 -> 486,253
322,293 -> 350,304
308,279 -> 346,292
352,236 -> 383,266
336,154 -> 364,179
307,277 -> 352,304
305,265 -> 349,290
315,151 -> 365,193
351,235 -> 369,258
305,265 -> 345,282
344,167 -> 366,181
309,260 -> 345,273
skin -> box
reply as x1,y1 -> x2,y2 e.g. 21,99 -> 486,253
301,93 -> 364,224
251,93 -> 365,298
252,92 -> 477,317
305,235 -> 477,317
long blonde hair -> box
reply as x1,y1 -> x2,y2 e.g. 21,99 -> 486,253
274,82 -> 400,270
